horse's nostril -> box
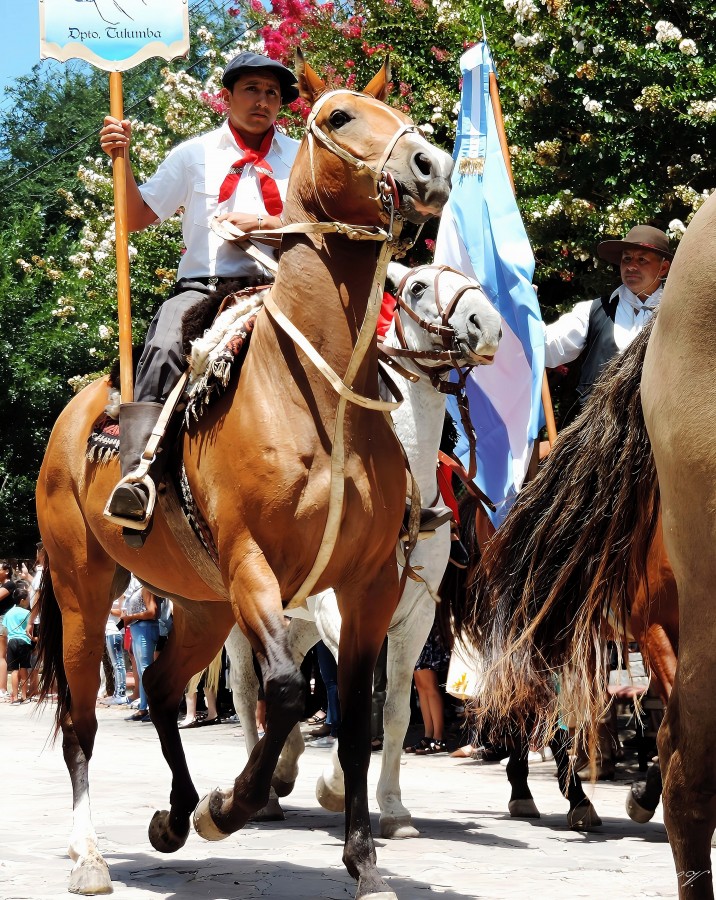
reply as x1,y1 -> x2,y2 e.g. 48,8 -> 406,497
413,152 -> 432,177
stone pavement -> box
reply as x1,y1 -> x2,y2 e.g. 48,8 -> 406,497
0,701 -> 681,899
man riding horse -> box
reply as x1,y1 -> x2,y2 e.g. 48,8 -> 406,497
99,52 -> 301,540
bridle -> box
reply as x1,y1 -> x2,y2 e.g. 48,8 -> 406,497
305,89 -> 425,238
379,264 -> 488,481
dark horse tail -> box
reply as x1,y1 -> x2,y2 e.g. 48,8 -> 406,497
35,564 -> 70,738
463,320 -> 660,751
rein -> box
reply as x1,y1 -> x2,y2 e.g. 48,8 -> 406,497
254,93 -> 421,607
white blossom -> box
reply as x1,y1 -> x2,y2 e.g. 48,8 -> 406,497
679,39 -> 698,56
655,20 -> 682,44
503,0 -> 539,24
689,99 -> 716,120
98,324 -> 113,341
668,219 -> 686,236
573,39 -> 585,54
593,44 -> 605,56
691,154 -> 703,164
514,31 -> 543,48
582,96 -> 602,114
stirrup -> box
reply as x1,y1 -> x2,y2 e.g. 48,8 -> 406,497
103,472 -> 157,531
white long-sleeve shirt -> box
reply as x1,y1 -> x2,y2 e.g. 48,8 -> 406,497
544,283 -> 663,368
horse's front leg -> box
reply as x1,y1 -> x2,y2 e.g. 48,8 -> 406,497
505,731 -> 541,819
142,600 -> 235,853
193,556 -> 306,838
336,563 -> 400,900
377,587 -> 436,838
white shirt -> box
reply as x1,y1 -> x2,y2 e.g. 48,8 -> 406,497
544,283 -> 664,368
139,121 -> 300,281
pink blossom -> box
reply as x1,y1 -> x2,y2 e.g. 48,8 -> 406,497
345,59 -> 355,68
431,46 -> 450,62
424,238 -> 436,252
200,91 -> 229,115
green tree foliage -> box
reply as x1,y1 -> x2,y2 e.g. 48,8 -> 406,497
0,0 -> 714,554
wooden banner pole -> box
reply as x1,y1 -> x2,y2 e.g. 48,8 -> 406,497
488,70 -> 558,448
109,71 -> 134,404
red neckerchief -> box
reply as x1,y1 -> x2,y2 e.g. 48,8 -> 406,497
218,121 -> 283,215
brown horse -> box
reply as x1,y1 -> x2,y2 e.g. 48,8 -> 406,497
34,54 -> 456,899
641,190 -> 716,900
454,319 -> 680,819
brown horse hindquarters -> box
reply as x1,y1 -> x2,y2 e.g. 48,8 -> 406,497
642,188 -> 716,899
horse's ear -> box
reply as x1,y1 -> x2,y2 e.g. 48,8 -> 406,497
362,55 -> 392,102
295,47 -> 327,105
386,262 -> 409,294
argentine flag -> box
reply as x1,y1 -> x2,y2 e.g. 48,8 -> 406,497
434,42 -> 545,527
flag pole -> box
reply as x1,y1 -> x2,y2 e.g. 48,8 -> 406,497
488,70 -> 558,447
109,71 -> 134,404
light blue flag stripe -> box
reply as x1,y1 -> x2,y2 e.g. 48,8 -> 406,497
434,41 -> 545,526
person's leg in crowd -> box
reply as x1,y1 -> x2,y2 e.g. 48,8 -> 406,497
103,631 -> 128,704
127,621 -> 159,718
412,668 -> 447,754
313,640 -> 340,743
0,627 -> 8,699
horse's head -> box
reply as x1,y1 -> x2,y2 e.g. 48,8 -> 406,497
293,50 -> 453,227
387,263 -> 502,368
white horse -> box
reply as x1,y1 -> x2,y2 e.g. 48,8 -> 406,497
226,262 -> 500,837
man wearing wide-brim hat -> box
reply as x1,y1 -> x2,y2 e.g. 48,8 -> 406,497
544,224 -> 673,413
98,51 -> 301,540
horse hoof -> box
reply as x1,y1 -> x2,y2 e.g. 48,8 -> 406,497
316,775 -> 345,813
356,878 -> 398,900
508,798 -> 540,818
270,776 -> 296,798
625,790 -> 655,824
251,798 -> 286,822
568,798 -> 602,831
148,809 -> 189,853
193,793 -> 230,842
68,851 -> 112,895
379,815 -> 420,839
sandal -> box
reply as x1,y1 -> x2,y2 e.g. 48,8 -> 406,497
415,739 -> 447,755
404,737 -> 432,754
306,710 -> 327,726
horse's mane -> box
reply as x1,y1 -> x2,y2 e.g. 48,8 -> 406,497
464,319 -> 660,753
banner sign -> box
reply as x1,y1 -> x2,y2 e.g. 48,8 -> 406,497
40,0 -> 190,71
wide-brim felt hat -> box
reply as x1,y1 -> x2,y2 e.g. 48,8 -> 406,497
597,225 -> 673,265
222,51 -> 299,103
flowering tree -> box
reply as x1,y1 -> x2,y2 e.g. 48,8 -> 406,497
1,1 -> 714,552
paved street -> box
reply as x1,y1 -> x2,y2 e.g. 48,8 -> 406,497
1,701 -> 680,900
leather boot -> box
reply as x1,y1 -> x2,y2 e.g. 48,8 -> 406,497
106,402 -> 164,524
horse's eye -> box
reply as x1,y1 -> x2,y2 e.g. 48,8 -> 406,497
329,110 -> 351,128
410,281 -> 428,297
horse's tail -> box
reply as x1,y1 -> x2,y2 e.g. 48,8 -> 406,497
35,564 -> 70,738
465,319 -> 660,753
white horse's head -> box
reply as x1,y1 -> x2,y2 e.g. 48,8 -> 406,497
386,263 -> 501,368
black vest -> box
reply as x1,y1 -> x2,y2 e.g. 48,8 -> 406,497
575,295 -> 619,403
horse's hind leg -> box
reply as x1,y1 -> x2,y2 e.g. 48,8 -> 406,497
550,730 -> 602,830
141,599 -> 236,852
659,670 -> 716,899
39,556 -> 125,895
193,556 -> 306,838
336,565 -> 400,900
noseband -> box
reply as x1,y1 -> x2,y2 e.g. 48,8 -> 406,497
379,264 -> 489,480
